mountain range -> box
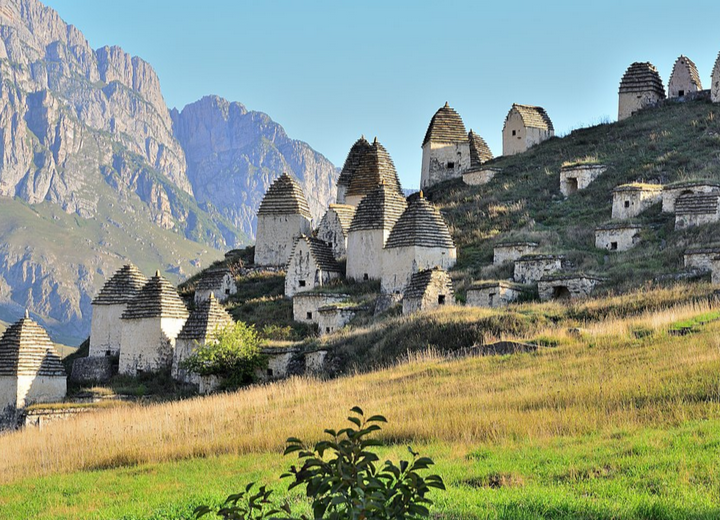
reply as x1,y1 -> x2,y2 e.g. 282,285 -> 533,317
0,0 -> 338,344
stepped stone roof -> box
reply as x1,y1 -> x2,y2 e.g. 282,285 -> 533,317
196,267 -> 233,292
92,264 -> 148,306
508,104 -> 554,132
619,62 -> 666,97
495,241 -> 539,248
349,183 -> 407,232
177,294 -> 233,341
670,55 -> 702,91
468,130 -> 493,168
337,136 -> 373,190
121,271 -> 189,320
346,138 -> 403,198
385,196 -> 455,249
404,267 -> 453,299
326,204 -> 356,236
422,102 -> 469,146
675,193 -> 720,215
665,180 -> 720,190
291,236 -> 342,273
0,312 -> 65,377
257,173 -> 312,218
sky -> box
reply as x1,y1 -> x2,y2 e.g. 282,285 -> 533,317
43,0 -> 720,189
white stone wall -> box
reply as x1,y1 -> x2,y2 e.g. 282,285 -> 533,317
684,251 -> 720,271
16,374 -> 66,409
538,278 -> 599,301
346,229 -> 389,281
560,166 -> 606,197
318,307 -> 357,335
173,337 -> 205,384
503,111 -> 553,156
381,246 -> 457,295
513,257 -> 562,284
267,352 -> 294,379
336,185 -> 348,205
285,240 -> 341,298
195,274 -> 237,304
463,168 -> 498,186
305,351 -> 327,373
255,213 -> 312,266
712,258 -> 720,285
618,91 -> 664,121
663,186 -> 719,213
292,293 -> 348,324
595,227 -> 641,252
317,211 -> 348,260
493,243 -> 538,265
0,376 -> 17,415
420,141 -> 471,189
466,284 -> 523,308
612,189 -> 662,219
402,278 -> 453,315
668,63 -> 700,98
89,303 -> 125,357
119,317 -> 186,376
675,212 -> 720,230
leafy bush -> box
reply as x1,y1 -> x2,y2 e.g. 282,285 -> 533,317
195,407 -> 445,519
181,321 -> 266,388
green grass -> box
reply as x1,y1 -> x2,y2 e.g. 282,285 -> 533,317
2,420 -> 719,519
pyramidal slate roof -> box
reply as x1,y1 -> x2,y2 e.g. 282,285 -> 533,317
348,182 -> 408,232
121,271 -> 189,320
675,193 -> 720,215
0,312 -> 66,377
619,62 -> 666,97
290,236 -> 342,272
257,173 -> 312,218
325,204 -> 356,236
385,195 -> 455,249
337,136 -> 373,190
422,102 -> 469,146
508,104 -> 554,132
404,267 -> 454,300
196,267 -> 233,292
177,295 -> 233,341
468,130 -> 493,169
670,55 -> 702,91
346,138 -> 403,198
93,264 -> 148,306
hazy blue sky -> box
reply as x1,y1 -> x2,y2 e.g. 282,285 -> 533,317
43,0 -> 720,188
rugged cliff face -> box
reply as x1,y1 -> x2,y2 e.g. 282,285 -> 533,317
172,96 -> 338,238
0,0 -> 338,343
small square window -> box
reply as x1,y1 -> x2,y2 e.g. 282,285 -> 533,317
267,368 -> 274,377
447,161 -> 455,169
306,311 -> 312,320
610,242 -> 618,251
325,327 -> 331,333
624,201 -> 630,208
679,90 -> 685,97
299,280 -> 306,287
225,288 -> 230,295
363,273 -> 369,281
512,130 -> 517,136
438,295 -> 446,305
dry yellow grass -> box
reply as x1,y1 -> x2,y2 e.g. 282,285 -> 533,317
2,292 -> 720,485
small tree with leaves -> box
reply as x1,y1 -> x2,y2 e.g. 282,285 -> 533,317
195,407 -> 445,520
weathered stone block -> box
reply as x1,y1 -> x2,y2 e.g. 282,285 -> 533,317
493,242 -> 538,266
70,356 -> 116,383
612,184 -> 662,220
595,223 -> 642,252
537,275 -> 602,301
466,281 -> 530,308
513,255 -> 564,284
559,164 -> 605,197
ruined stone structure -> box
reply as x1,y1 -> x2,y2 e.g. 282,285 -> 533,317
712,52 -> 720,103
119,271 -> 189,376
402,267 -> 454,315
292,292 -> 349,324
317,204 -> 356,260
560,164 -> 606,197
346,183 -> 407,281
514,255 -> 564,284
336,136 -> 373,204
618,62 -> 665,121
675,193 -> 720,229
612,184 -> 663,219
420,103 -> 469,189
172,294 -> 233,387
684,247 -> 720,271
318,305 -> 363,336
463,167 -> 499,186
343,137 -> 403,208
595,223 -> 642,252
254,173 -> 313,267
668,56 -> 702,98
493,242 -> 539,266
466,281 -> 529,308
502,104 -> 554,156
538,274 -> 602,301
89,264 -> 148,358
0,312 -> 66,424
663,181 -> 720,213
194,267 -> 237,304
285,236 -> 342,298
381,195 -> 457,295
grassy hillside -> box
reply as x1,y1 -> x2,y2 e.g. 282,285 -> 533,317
1,285 -> 720,518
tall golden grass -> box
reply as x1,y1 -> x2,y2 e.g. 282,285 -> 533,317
1,292 -> 719,485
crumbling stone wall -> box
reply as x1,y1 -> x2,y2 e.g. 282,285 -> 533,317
292,293 -> 348,324
317,210 -> 348,260
70,357 -> 116,384
254,213 -> 312,267
560,165 -> 606,197
285,240 -> 341,298
317,306 -> 358,335
663,184 -> 720,213
595,225 -> 642,252
463,168 -> 498,186
513,255 -> 563,284
538,276 -> 601,301
683,248 -> 720,271
612,185 -> 662,219
466,282 -> 527,308
118,317 -> 185,376
402,275 -> 453,315
493,242 -> 538,266
421,141 -> 470,189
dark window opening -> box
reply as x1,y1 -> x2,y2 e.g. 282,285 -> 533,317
105,350 -> 112,357
610,242 -> 618,251
225,288 -> 230,295
679,90 -> 685,97
267,368 -> 274,377
299,280 -> 306,287
512,130 -> 517,136
447,161 -> 455,169
566,177 -> 579,195
325,327 -> 331,333
624,200 -> 630,208
306,311 -> 313,320
438,294 -> 446,305
552,286 -> 572,300
363,273 -> 369,281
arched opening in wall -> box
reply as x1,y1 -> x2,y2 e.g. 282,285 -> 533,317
566,177 -> 579,195
552,286 -> 571,300
488,292 -> 496,307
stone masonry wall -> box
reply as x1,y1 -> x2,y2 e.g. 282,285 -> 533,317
513,257 -> 563,284
663,185 -> 720,213
421,141 -> 471,189
560,165 -> 606,197
595,227 -> 641,252
612,188 -> 662,219
255,213 -> 312,266
381,245 -> 457,295
89,304 -> 125,357
346,229 -> 388,281
466,284 -> 524,308
292,293 -> 348,324
119,317 -> 185,376
493,243 -> 538,265
538,277 -> 600,301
